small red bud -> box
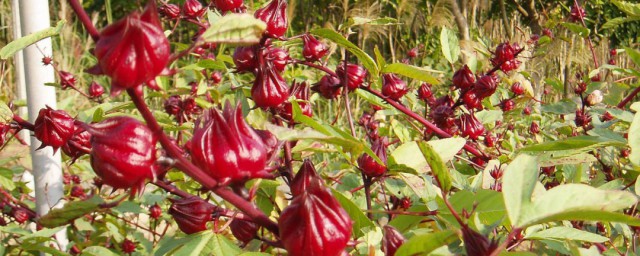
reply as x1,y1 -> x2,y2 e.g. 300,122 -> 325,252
149,204 -> 162,219
608,59 -> 617,65
254,0 -> 288,38
610,49 -> 617,56
529,122 -> 540,134
121,239 -> 137,254
570,5 -> 586,22
490,42 -> 521,73
407,47 -> 418,58
460,113 -> 485,140
417,83 -> 433,101
252,66 -> 289,108
473,74 -> 498,98
183,0 -> 205,18
159,3 -> 181,19
169,197 -> 216,234
290,159 -> 320,197
41,56 -> 53,66
381,74 -> 408,100
510,82 -> 525,95
210,72 -> 222,84
12,207 -> 32,224
302,34 -> 329,62
70,185 -> 85,198
382,225 -> 406,256
452,65 -> 475,90
500,99 -> 515,112
233,46 -> 258,73
621,148 -> 630,158
213,0 -> 244,13
88,81 -> 105,98
523,106 -> 532,115
358,137 -> 388,177
58,71 -> 77,89
312,75 -> 342,99
230,220 -> 258,243
265,46 -> 290,72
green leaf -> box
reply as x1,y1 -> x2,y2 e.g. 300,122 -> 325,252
388,138 -> 466,174
540,100 -> 577,115
628,102 -> 640,167
207,234 -> 243,256
18,226 -> 66,242
0,20 -> 65,59
81,246 -> 119,256
381,63 -> 441,85
561,22 -> 590,38
417,141 -> 452,192
331,189 -> 375,237
0,101 -> 12,123
612,0 -> 640,17
200,14 -> 266,46
394,230 -> 458,256
374,46 -> 387,68
519,136 -> 625,153
311,28 -> 378,76
440,27 -> 460,64
525,226 -> 609,243
602,17 -> 640,29
0,168 -> 15,191
502,154 -> 539,227
343,17 -> 398,27
38,196 -> 104,228
625,47 -> 640,72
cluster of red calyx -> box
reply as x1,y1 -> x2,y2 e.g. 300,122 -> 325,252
83,116 -> 158,194
574,109 -> 592,128
89,1 -> 170,96
459,113 -> 485,140
33,106 -> 76,152
357,137 -> 388,177
191,101 -> 272,185
280,164 -> 352,256
381,74 -> 408,100
490,42 -> 521,73
163,95 -> 202,121
168,196 -> 216,234
280,81 -> 313,120
570,5 -> 586,22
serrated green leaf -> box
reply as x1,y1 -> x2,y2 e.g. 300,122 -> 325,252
331,189 -> 375,237
200,14 -> 266,46
311,28 -> 378,76
395,230 -> 457,256
38,196 -> 104,228
417,141 -> 452,192
526,226 -> 609,243
381,63 -> 441,85
440,27 -> 460,64
0,20 -> 65,59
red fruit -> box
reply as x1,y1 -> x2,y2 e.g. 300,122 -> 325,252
59,71 -> 77,89
621,148 -> 630,158
33,106 -> 75,152
210,71 -> 222,84
41,56 -> 53,66
230,220 -> 258,243
574,82 -> 587,94
12,208 -> 32,224
575,109 -> 592,127
489,167 -> 503,179
71,174 -> 81,184
473,74 -> 498,98
290,159 -> 320,197
121,239 -> 137,254
265,46 -> 290,72
312,75 -> 342,99
252,66 -> 289,108
463,91 -> 482,110
281,81 -> 312,120
461,226 -> 499,256
610,49 -> 618,56
70,185 -> 85,198
183,0 -> 205,18
500,99 -> 515,112
357,137 -> 388,177
169,196 -> 216,234
191,102 -> 270,184
399,197 -> 412,209
490,42 -> 521,73
529,122 -> 540,134
254,0 -> 288,38
92,1 -> 170,96
279,180 -> 352,256
85,117 -> 157,192
417,83 -> 433,101
302,34 -> 329,62
149,204 -> 162,219
336,63 -> 367,91
164,95 -> 182,116
407,47 -> 418,58
88,81 -> 105,98
601,111 -> 614,122
213,0 -> 243,13
233,46 -> 258,73
608,59 -> 616,65
459,113 -> 485,140
510,82 -> 525,95
542,28 -> 553,38
182,98 -> 202,117
484,133 -> 496,147
69,245 -> 81,255
382,226 -> 406,256
159,3 -> 181,19
570,5 -> 585,22
381,74 -> 408,100
452,65 -> 475,90
591,74 -> 601,82
523,106 -> 532,115
61,126 -> 91,162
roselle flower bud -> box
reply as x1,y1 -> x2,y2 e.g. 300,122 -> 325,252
382,225 -> 406,256
290,159 -> 320,197
191,102 -> 270,184
336,63 -> 367,91
164,95 -> 182,116
382,74 -> 408,101
183,0 -> 205,18
574,82 -> 587,94
608,59 -> 616,65
159,3 -> 181,19
230,219 -> 258,243
71,174 -> 81,184
214,0 -> 243,13
430,105 -> 456,132
452,65 -> 475,90
61,125 -> 91,163
621,148 -> 630,158
93,1 -> 170,95
463,91 -> 482,110
500,99 -> 515,112
169,196 -> 216,234
59,71 -> 77,89
529,122 -> 540,134
523,106 -> 532,115
252,66 -> 289,108
585,90 -> 603,106
279,180 -> 352,256
541,166 -> 556,176
484,133 -> 496,147
610,49 -> 618,56
88,81 -> 105,98
265,46 -> 290,72
254,0 -> 288,38
12,207 -> 32,224
417,83 -> 433,101
575,110 -> 592,127
462,226 -> 499,256
510,82 -> 524,95
543,28 -> 553,38
70,185 -> 86,198
210,71 -> 222,84
570,5 -> 585,22
601,111 -> 614,122
302,34 -> 328,61
86,116 -> 157,192
42,56 -> 53,66
490,42 -> 521,73
281,81 -> 312,120
312,75 -> 342,99
407,47 -> 418,58
473,74 -> 498,98
34,106 -> 75,152
149,204 -> 162,219
121,239 -> 137,254
233,46 -> 258,73
460,113 -> 485,140
357,137 -> 388,177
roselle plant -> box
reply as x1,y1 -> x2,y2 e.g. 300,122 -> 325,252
1,0 -> 640,255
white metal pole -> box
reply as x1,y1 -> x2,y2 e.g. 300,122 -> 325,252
11,0 -> 30,144
18,0 -> 68,251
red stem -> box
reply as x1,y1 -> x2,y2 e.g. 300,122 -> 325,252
617,86 -> 640,109
13,114 -> 34,131
67,0 -> 100,41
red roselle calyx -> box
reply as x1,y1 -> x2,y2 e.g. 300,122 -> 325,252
254,129 -> 279,159
336,63 -> 367,91
59,71 -> 77,89
121,239 -> 137,254
407,47 -> 418,58
92,1 -> 170,96
281,81 -> 312,120
61,125 -> 91,163
382,225 -> 406,256
252,65 -> 290,108
265,46 -> 290,72
230,219 -> 259,243
191,102 -> 270,185
459,113 -> 485,140
233,46 -> 258,73
570,5 -> 586,22
214,0 -> 244,13
452,65 -> 475,90
463,91 -> 483,110
312,75 -> 342,99
290,159 -> 320,197
279,180 -> 353,256
529,122 -> 540,134
462,226 -> 499,256
254,0 -> 288,38
510,82 -> 524,95
382,74 -> 408,100
490,42 -> 521,73
88,81 -> 105,98
417,83 -> 433,101
473,74 -> 498,99
169,196 -> 216,234
159,3 -> 181,19
357,137 -> 388,177
34,106 -> 75,152
85,116 -> 157,193
500,99 -> 515,112
183,0 -> 206,18
149,204 -> 162,219
302,34 -> 329,62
